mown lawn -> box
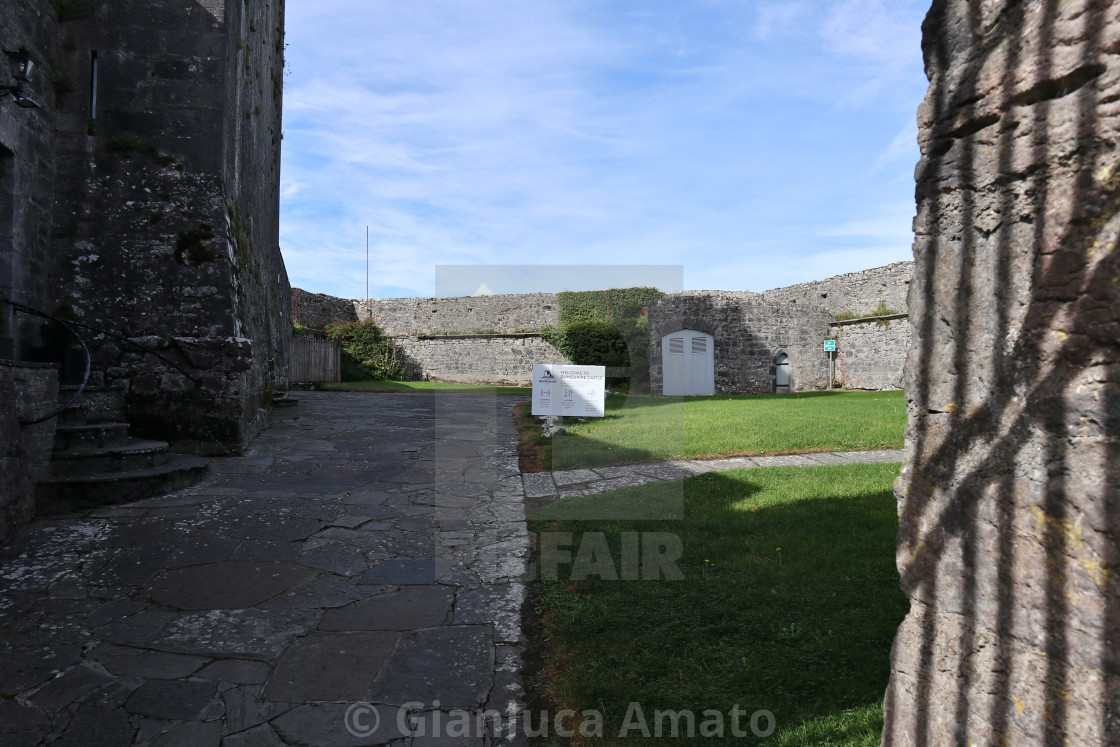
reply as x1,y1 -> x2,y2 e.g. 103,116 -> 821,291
524,390 -> 905,471
528,462 -> 907,745
321,380 -> 531,395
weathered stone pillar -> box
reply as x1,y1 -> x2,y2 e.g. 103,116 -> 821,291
884,1 -> 1120,744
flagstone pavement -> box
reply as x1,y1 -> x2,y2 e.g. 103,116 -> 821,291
0,391 -> 902,746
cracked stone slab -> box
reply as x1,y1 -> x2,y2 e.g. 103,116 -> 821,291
258,574 -> 365,610
148,609 -> 318,660
369,626 -> 495,709
319,586 -> 454,631
194,658 -> 273,684
263,631 -> 399,702
359,557 -> 442,585
222,685 -> 292,733
48,704 -> 133,747
26,660 -> 115,712
89,643 -> 210,679
146,562 -> 316,610
453,583 -> 526,643
123,679 -> 217,720
222,723 -> 287,747
272,702 -> 403,746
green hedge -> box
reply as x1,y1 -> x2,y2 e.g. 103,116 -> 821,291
324,319 -> 405,381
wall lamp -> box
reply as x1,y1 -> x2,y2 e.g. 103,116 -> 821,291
1,48 -> 42,109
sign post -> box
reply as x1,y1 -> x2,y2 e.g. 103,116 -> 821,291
823,340 -> 837,390
532,364 -> 606,417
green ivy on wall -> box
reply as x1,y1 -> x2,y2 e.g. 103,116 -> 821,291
544,287 -> 664,393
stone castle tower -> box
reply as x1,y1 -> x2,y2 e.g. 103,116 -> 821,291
0,0 -> 289,453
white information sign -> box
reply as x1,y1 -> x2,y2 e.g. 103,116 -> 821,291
532,364 -> 606,417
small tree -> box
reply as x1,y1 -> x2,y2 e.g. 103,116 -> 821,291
324,319 -> 405,381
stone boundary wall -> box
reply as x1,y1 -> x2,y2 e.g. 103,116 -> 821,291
396,337 -> 569,387
291,289 -> 358,329
830,315 -> 911,390
649,291 -> 832,394
360,294 -> 560,336
761,261 -> 913,317
291,289 -> 561,337
290,289 -> 567,384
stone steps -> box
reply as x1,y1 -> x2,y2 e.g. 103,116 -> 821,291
49,439 -> 172,477
56,385 -> 127,425
53,422 -> 131,450
36,387 -> 208,515
36,455 -> 210,515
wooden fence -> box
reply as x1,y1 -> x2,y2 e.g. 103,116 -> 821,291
290,337 -> 341,382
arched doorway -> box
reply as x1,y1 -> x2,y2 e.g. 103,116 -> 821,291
775,353 -> 790,392
661,329 -> 714,396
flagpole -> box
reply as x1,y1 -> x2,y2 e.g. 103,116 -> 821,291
365,225 -> 369,319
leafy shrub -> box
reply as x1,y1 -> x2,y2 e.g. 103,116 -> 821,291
872,300 -> 901,316
325,319 -> 404,381
558,319 -> 630,368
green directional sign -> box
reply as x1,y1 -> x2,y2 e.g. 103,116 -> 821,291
823,340 -> 836,352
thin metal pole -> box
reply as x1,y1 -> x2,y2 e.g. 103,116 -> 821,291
365,225 -> 369,318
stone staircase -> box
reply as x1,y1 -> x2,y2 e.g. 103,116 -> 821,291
35,386 -> 209,515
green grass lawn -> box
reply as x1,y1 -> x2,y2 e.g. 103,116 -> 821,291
535,390 -> 905,470
321,380 -> 532,395
528,462 -> 907,746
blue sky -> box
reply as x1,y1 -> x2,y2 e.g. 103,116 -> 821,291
279,0 -> 930,299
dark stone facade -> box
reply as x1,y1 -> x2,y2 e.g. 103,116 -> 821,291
0,361 -> 56,542
884,1 -> 1120,744
1,0 -> 289,455
648,291 -> 832,394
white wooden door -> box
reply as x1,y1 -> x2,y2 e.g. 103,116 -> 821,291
775,353 -> 790,389
662,330 -> 714,396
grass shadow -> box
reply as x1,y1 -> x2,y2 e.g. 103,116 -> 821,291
527,463 -> 907,745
